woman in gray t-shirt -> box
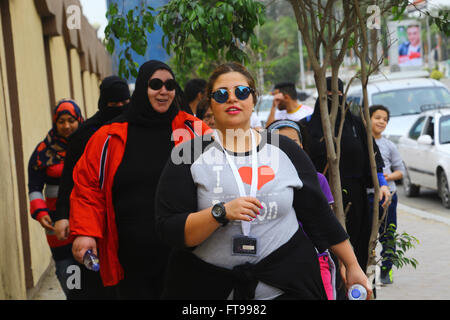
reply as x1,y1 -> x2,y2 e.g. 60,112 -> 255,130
155,62 -> 371,300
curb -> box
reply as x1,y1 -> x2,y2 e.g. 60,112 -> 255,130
397,203 -> 450,226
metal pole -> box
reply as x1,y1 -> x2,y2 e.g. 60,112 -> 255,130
426,15 -> 432,70
256,26 -> 264,92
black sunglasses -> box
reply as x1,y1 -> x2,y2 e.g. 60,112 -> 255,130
210,86 -> 254,104
148,78 -> 177,91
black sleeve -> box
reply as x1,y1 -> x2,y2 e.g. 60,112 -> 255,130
55,128 -> 94,221
278,135 -> 349,252
354,116 -> 385,186
303,134 -> 328,174
155,141 -> 198,249
28,147 -> 45,194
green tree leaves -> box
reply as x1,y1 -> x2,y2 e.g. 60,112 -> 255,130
104,3 -> 155,79
104,0 -> 266,80
381,224 -> 420,269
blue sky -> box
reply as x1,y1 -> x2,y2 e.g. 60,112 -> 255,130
79,0 -> 108,39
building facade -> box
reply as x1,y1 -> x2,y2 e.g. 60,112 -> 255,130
0,0 -> 112,299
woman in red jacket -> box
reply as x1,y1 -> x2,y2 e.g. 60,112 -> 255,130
27,99 -> 83,298
70,60 -> 210,299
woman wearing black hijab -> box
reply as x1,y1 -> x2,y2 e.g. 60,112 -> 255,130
301,77 -> 390,275
69,60 -> 210,299
55,76 -> 130,238
53,76 -> 130,299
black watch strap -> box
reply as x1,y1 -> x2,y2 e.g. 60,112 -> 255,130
212,202 -> 229,226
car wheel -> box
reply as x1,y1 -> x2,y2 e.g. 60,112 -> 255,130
403,166 -> 420,197
438,171 -> 450,209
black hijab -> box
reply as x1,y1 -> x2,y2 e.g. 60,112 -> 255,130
306,77 -> 355,139
95,75 -> 131,123
125,60 -> 184,128
303,77 -> 366,177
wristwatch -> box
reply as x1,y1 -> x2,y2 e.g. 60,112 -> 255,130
211,202 -> 229,226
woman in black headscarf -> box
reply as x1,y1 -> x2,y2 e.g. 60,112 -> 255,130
301,77 -> 390,275
53,76 -> 130,299
69,60 -> 210,299
55,76 -> 130,238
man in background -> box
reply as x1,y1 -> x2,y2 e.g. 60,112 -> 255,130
266,82 -> 313,127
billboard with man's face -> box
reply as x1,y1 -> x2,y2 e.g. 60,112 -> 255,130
398,23 -> 422,67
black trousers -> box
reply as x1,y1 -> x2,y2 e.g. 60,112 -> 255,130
341,178 -> 372,273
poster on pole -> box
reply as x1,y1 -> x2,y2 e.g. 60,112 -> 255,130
397,23 -> 423,67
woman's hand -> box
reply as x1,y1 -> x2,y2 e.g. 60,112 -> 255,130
184,197 -> 263,247
224,197 -> 262,222
72,236 -> 97,264
345,263 -> 373,300
38,215 -> 55,231
55,219 -> 70,240
330,240 -> 372,300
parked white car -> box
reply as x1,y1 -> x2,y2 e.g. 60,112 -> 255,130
255,89 -> 317,127
398,107 -> 450,208
347,71 -> 450,144
254,95 -> 273,127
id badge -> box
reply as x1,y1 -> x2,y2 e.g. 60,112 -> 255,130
232,235 -> 258,256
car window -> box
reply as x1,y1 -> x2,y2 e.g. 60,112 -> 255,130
424,116 -> 435,139
372,87 -> 450,117
409,116 -> 426,140
255,96 -> 273,113
440,115 -> 450,144
297,91 -> 310,101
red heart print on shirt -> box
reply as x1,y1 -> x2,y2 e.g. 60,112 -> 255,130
238,166 -> 275,190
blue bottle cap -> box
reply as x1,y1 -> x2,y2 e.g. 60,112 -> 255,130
351,288 -> 361,299
91,263 -> 100,272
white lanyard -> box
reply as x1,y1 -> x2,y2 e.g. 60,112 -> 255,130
213,129 -> 258,236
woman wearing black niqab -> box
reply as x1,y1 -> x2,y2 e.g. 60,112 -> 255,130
302,77 -> 389,275
55,76 -> 130,229
68,60 -> 210,299
53,76 -> 130,299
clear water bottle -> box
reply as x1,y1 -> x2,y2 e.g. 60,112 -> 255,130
83,249 -> 100,272
347,284 -> 367,300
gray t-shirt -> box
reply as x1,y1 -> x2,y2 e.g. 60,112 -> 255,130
155,132 -> 348,300
191,139 -> 301,299
374,137 -> 405,192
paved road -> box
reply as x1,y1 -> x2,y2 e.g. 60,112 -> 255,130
396,182 -> 450,220
376,206 -> 450,300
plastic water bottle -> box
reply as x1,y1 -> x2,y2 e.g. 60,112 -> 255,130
347,284 -> 367,300
83,249 -> 100,272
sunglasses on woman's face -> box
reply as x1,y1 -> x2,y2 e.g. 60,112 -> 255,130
210,85 -> 254,104
148,78 -> 177,91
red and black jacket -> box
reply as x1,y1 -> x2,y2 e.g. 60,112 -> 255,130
70,111 -> 210,286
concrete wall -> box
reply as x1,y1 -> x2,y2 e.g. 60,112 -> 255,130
82,70 -> 94,117
90,72 -> 100,117
49,35 -> 72,102
8,0 -> 54,288
0,5 -> 26,300
0,0 -> 112,299
69,48 -> 86,116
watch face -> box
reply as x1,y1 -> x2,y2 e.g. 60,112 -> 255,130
213,204 -> 225,218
